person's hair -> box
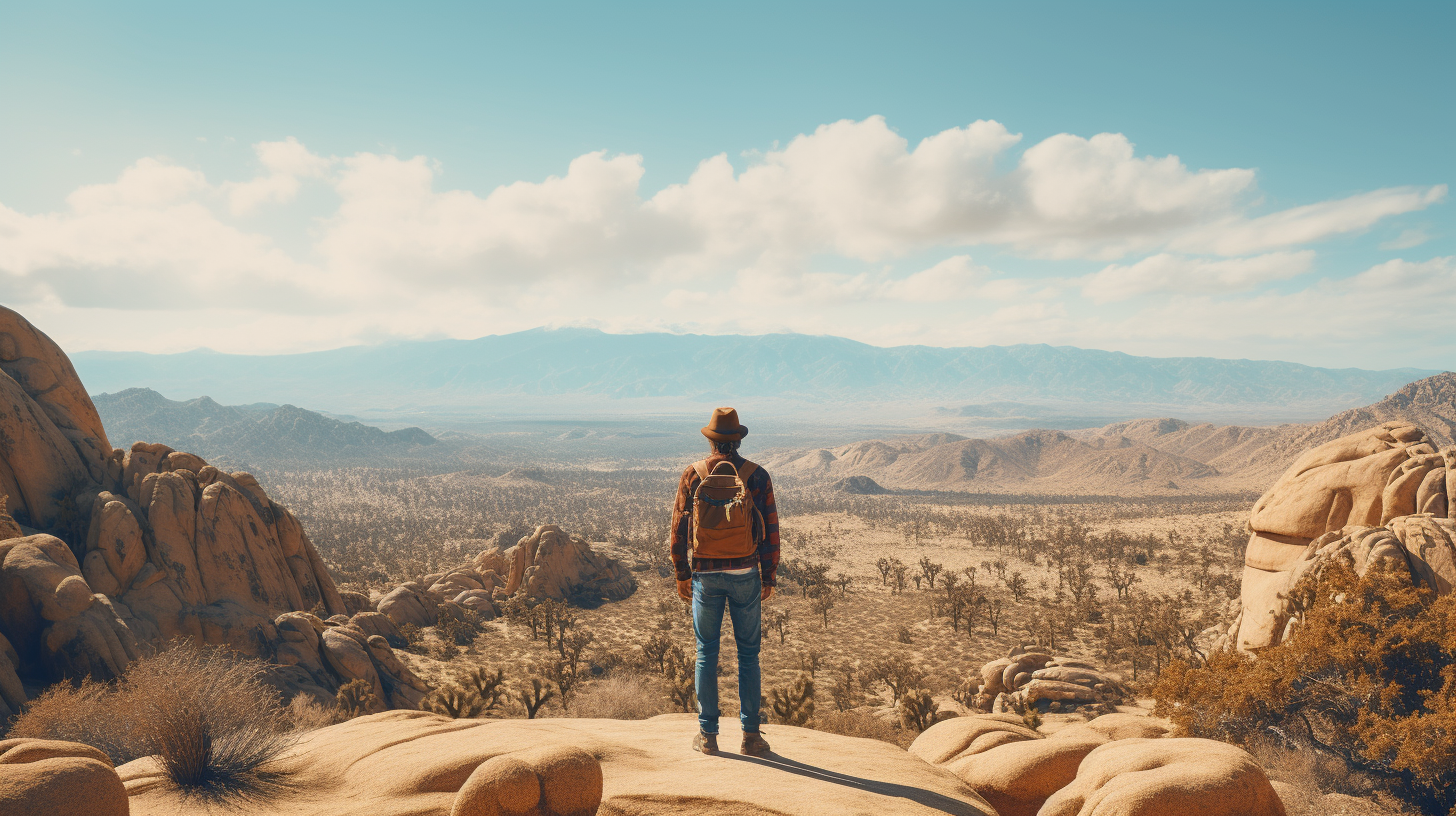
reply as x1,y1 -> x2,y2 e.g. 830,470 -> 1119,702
710,439 -> 741,455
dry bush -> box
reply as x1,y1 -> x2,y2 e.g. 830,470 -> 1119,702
769,673 -> 815,726
571,674 -> 674,720
286,695 -> 339,732
1154,560 -> 1456,814
9,678 -> 136,762
11,644 -> 296,800
812,710 -> 912,748
897,688 -> 938,732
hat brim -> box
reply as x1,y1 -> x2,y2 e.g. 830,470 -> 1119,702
701,424 -> 748,441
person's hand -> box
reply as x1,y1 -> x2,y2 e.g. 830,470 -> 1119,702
677,579 -> 692,602
761,585 -> 774,602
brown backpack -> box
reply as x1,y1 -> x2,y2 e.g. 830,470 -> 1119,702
689,459 -> 763,560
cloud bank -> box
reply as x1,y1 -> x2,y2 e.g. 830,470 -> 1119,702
0,117 -> 1447,367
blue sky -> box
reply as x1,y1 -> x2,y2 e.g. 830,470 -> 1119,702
1,1 -> 1452,368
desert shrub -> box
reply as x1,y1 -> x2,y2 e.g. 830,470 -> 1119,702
9,678 -> 135,761
895,625 -> 914,644
1154,560 -> 1456,814
286,695 -> 339,731
398,623 -> 425,653
13,644 -> 296,798
571,674 -> 674,720
897,688 -> 939,732
813,710 -> 912,748
422,684 -> 490,718
769,673 -> 815,726
430,638 -> 461,661
334,678 -> 380,720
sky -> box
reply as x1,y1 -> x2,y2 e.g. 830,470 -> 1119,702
0,1 -> 1452,370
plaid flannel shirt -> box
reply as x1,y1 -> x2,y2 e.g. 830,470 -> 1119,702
669,453 -> 780,586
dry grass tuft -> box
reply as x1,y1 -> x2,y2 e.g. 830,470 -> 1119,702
570,674 -> 674,720
10,643 -> 297,803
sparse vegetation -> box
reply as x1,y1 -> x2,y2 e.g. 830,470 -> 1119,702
11,644 -> 296,801
1155,559 -> 1456,815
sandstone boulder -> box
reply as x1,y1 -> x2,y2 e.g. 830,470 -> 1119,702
474,524 -> 636,605
0,738 -> 127,816
123,712 -> 993,816
378,582 -> 438,628
1238,422 -> 1456,649
963,649 -> 1128,713
1038,737 -> 1286,816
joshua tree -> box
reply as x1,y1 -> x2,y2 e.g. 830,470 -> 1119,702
1006,572 -> 1029,602
770,673 -> 815,727
641,632 -> 673,673
830,663 -> 862,711
918,556 -> 942,590
545,660 -> 580,710
459,665 -> 507,711
891,563 -> 908,595
765,608 -> 790,644
810,592 -> 837,628
562,629 -> 595,676
898,688 -> 939,732
422,683 -> 489,718
985,595 -> 1004,636
516,676 -> 556,719
876,557 -> 893,586
868,655 -> 926,705
797,647 -> 824,677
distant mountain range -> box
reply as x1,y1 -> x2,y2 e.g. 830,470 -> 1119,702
71,328 -> 1438,422
93,388 -> 436,471
761,373 -> 1456,496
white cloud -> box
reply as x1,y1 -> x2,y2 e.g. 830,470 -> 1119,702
1080,251 -> 1316,303
0,122 -> 1448,366
1380,227 -> 1433,251
223,137 -> 333,214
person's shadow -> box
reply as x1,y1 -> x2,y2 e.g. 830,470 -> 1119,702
716,751 -> 984,816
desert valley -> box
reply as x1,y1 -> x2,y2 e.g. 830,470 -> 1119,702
0,302 -> 1451,816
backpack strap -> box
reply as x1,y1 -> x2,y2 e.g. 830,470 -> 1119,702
691,459 -> 711,482
737,460 -> 758,482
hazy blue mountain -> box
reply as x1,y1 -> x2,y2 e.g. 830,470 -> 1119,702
73,328 -> 1438,420
94,387 -> 435,471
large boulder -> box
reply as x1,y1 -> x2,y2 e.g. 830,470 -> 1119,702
0,738 -> 128,816
1237,423 -> 1456,650
475,524 -> 636,605
123,712 -> 996,816
962,649 -> 1129,714
1039,737 -> 1285,816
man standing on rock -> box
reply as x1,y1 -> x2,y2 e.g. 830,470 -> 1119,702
670,407 -> 780,757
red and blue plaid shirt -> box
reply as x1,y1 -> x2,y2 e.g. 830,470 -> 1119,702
669,453 -> 780,586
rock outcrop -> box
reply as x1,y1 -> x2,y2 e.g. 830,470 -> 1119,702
377,525 -> 638,630
0,306 -> 421,713
961,648 -> 1130,715
122,711 -> 995,816
911,714 -> 1275,816
1233,421 -> 1456,650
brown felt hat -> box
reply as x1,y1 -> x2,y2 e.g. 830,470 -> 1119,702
701,407 -> 749,441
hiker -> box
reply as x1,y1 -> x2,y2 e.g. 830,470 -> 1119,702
670,407 -> 780,757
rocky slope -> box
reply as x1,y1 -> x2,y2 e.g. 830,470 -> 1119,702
93,387 -> 435,471
765,429 -> 1222,495
0,306 -> 425,716
767,372 -> 1456,495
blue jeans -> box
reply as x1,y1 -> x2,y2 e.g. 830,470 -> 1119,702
691,570 -> 762,735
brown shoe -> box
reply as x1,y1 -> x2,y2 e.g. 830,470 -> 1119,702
693,731 -> 719,754
741,730 -> 771,757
